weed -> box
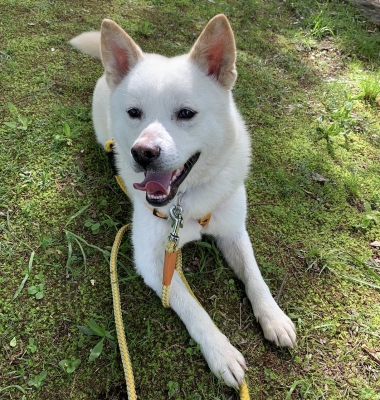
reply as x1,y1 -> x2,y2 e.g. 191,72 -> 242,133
27,338 -> 37,354
315,92 -> 362,153
185,338 -> 200,356
27,272 -> 46,300
27,282 -> 45,299
59,359 -> 81,374
358,73 -> 380,104
296,247 -> 339,274
84,219 -> 101,234
13,251 -> 34,300
353,201 -> 380,231
137,20 -> 154,36
195,238 -> 224,270
78,319 -> 116,362
309,12 -> 334,39
167,380 -> 180,398
28,370 -> 47,389
4,102 -> 29,131
224,278 -> 235,292
54,122 -> 78,146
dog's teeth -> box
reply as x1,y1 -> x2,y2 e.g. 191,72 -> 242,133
148,185 -> 171,201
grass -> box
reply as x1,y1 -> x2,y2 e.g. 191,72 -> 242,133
1,0 -> 380,399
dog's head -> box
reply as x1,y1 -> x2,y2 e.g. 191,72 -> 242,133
101,15 -> 239,207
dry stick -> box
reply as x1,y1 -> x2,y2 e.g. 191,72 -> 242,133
362,345 -> 380,366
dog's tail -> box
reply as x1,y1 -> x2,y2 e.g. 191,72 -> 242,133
70,31 -> 101,59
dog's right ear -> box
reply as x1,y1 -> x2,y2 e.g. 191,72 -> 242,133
101,19 -> 144,89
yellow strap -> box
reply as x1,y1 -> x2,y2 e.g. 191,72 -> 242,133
110,224 -> 137,400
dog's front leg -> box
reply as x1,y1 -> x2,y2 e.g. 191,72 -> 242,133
132,221 -> 247,388
216,230 -> 296,348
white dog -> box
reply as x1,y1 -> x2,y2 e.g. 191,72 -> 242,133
70,15 -> 296,389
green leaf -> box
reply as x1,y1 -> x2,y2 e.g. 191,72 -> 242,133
10,337 -> 17,347
35,291 -> 44,300
65,203 -> 92,227
4,121 -> 17,129
59,358 -> 81,373
91,222 -> 101,234
364,201 -> 372,213
27,338 -> 37,353
86,319 -> 106,337
77,325 -> 96,336
28,286 -> 38,295
0,385 -> 26,394
89,338 -> 104,362
7,102 -> 18,114
13,273 -> 29,300
28,370 -> 47,388
17,114 -> 28,129
63,122 -> 70,136
195,241 -> 212,249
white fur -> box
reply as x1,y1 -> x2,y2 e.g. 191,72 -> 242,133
71,16 -> 296,389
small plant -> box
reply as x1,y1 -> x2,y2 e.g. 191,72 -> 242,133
84,215 -> 117,235
315,93 -> 361,153
28,273 -> 45,300
167,380 -> 180,398
354,201 -> 379,231
224,278 -> 235,291
4,102 -> 29,131
77,319 -> 116,362
137,20 -> 154,36
13,251 -> 34,300
84,219 -> 101,234
309,12 -> 334,39
59,358 -> 81,374
27,338 -> 37,353
185,338 -> 200,356
28,370 -> 47,389
54,122 -> 78,146
359,74 -> 380,104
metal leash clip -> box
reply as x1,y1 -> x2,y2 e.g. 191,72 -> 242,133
168,192 -> 183,243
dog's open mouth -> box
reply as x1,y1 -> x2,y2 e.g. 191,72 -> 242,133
133,152 -> 200,207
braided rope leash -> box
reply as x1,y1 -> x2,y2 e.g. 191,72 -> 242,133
110,224 -> 137,400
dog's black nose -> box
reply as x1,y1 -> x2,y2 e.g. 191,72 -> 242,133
131,143 -> 161,168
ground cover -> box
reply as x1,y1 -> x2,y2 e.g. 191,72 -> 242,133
0,0 -> 379,399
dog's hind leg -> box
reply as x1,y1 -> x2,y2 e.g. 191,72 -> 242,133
215,229 -> 296,348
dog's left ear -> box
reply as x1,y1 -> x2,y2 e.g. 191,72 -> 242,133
189,14 -> 237,90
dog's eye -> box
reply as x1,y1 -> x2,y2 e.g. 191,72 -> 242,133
127,108 -> 142,119
177,108 -> 196,120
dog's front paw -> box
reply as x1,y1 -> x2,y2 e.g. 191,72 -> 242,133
202,332 -> 247,388
256,304 -> 296,348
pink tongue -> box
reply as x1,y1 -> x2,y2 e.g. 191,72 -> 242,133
133,172 -> 173,195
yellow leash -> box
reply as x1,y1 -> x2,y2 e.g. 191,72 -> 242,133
110,223 -> 137,400
107,140 -> 250,399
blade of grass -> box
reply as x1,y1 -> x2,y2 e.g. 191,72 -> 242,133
65,202 -> 93,227
12,251 -> 35,300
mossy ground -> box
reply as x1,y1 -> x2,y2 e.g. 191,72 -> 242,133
1,1 -> 379,399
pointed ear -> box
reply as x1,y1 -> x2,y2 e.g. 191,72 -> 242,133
189,14 -> 237,89
100,19 -> 144,89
